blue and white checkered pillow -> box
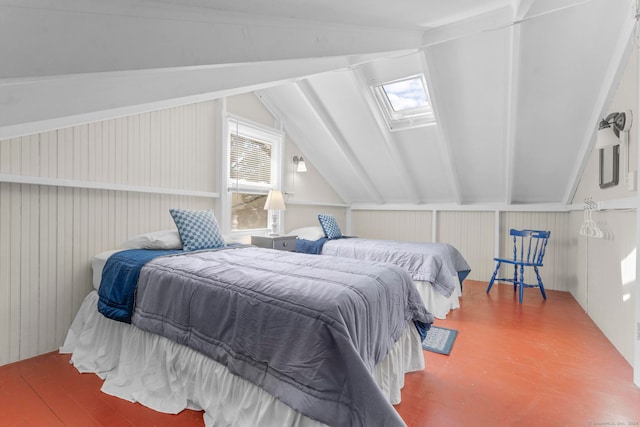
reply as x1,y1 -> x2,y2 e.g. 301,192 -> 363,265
318,214 -> 343,239
170,209 -> 225,251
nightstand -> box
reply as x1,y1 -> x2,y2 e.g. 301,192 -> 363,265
251,235 -> 297,252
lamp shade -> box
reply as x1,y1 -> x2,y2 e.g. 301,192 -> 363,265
296,158 -> 307,172
293,155 -> 307,172
595,126 -> 620,149
264,190 -> 286,211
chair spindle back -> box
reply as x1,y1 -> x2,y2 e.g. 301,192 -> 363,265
511,229 -> 550,266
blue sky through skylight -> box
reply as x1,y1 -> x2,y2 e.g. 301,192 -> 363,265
382,77 -> 428,112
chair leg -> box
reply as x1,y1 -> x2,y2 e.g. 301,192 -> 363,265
487,261 -> 501,293
518,264 -> 525,303
513,265 -> 517,293
534,266 -> 547,300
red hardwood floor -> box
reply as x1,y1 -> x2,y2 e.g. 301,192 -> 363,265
1,280 -> 640,426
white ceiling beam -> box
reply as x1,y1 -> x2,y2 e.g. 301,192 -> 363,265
296,80 -> 385,204
349,68 -> 422,204
419,49 -> 463,204
515,0 -> 601,22
422,0 -> 610,49
421,6 -> 514,48
513,0 -> 536,21
0,55 -> 391,140
256,90 -> 354,204
563,3 -> 637,204
0,0 -> 423,79
503,23 -> 522,204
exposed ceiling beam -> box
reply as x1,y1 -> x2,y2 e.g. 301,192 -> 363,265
422,0 -> 614,49
419,50 -> 462,204
350,68 -> 422,203
0,55 -> 392,140
503,23 -> 522,204
256,90 -> 354,204
421,6 -> 514,48
513,0 -> 536,21
0,0 -> 423,79
296,80 -> 385,204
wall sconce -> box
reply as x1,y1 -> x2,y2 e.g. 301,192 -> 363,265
292,155 -> 307,172
596,111 -> 629,149
596,110 -> 634,190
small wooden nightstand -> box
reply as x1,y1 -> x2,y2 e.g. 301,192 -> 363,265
251,235 -> 297,252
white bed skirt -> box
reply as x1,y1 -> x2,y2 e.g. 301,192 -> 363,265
414,276 -> 462,319
60,291 -> 425,427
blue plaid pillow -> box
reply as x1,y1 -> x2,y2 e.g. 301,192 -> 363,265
170,209 -> 225,251
318,214 -> 343,239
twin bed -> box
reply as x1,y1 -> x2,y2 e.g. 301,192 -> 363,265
291,222 -> 471,320
61,211 -> 470,427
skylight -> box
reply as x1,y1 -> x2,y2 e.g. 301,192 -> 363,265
382,77 -> 428,112
372,75 -> 435,131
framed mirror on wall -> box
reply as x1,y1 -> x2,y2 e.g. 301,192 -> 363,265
599,144 -> 620,189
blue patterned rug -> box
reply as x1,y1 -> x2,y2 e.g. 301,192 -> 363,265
422,326 -> 458,355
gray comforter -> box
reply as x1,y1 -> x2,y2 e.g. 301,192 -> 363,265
321,238 -> 471,298
131,246 -> 432,427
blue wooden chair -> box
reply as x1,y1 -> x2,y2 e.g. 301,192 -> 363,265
486,229 -> 551,303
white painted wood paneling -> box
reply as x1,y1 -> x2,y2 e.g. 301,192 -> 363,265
352,210 -> 433,243
285,205 -> 347,234
571,209 -> 636,364
0,101 -> 218,366
351,209 -> 571,286
498,211 -> 572,292
437,211 -> 495,281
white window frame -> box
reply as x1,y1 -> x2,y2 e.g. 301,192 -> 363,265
371,74 -> 435,132
223,114 -> 284,237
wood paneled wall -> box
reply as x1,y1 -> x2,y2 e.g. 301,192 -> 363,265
285,205 -> 348,234
351,209 -> 572,287
352,210 -> 433,243
437,211 -> 495,281
499,211 -> 572,292
0,101 -> 218,366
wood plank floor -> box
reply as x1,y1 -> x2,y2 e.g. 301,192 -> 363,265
1,280 -> 640,426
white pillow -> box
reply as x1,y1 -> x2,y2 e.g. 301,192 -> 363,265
287,226 -> 325,241
121,230 -> 183,250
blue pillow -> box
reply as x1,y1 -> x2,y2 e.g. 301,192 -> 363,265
318,214 -> 343,239
170,209 -> 225,251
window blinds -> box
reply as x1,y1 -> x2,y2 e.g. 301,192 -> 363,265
229,133 -> 272,187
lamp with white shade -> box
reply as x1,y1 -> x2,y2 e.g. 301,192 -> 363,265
264,190 -> 286,235
596,110 -> 634,190
596,111 -> 629,149
292,156 -> 307,172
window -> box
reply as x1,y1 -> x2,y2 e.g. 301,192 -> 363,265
227,117 -> 283,232
371,75 -> 435,131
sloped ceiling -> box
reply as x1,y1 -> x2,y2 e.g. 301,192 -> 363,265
1,0 -> 637,206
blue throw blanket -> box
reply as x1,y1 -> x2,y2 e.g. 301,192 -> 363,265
295,237 -> 330,254
98,249 -> 182,323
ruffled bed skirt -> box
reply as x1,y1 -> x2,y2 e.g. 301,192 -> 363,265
60,291 -> 425,427
415,276 -> 462,319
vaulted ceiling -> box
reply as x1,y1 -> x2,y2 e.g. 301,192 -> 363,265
1,0 -> 637,206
